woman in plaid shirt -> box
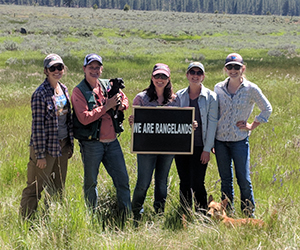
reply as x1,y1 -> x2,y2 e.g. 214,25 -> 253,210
20,54 -> 73,219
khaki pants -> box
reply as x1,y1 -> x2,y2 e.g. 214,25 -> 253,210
20,138 -> 70,219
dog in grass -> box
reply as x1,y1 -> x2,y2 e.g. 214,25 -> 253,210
207,195 -> 265,227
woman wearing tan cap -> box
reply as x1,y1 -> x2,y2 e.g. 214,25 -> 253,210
20,54 -> 73,219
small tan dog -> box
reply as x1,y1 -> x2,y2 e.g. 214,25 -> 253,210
207,195 -> 264,227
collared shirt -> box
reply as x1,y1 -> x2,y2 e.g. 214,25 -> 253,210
214,77 -> 272,142
30,78 -> 73,159
175,85 -> 218,153
132,91 -> 177,107
71,81 -> 129,142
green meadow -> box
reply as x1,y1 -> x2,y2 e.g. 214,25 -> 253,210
1,4 -> 300,249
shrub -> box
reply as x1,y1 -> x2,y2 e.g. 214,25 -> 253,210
267,49 -> 283,57
124,4 -> 130,11
4,41 -> 18,51
93,4 -> 98,10
191,53 -> 205,61
5,57 -> 18,65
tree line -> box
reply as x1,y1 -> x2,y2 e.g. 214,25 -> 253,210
2,0 -> 300,16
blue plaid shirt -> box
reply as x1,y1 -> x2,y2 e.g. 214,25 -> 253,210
30,78 -> 73,159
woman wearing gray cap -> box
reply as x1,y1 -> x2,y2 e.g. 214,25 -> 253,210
175,62 -> 218,214
214,53 -> 272,217
20,53 -> 74,219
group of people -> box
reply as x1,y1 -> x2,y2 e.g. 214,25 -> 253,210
19,52 -> 272,225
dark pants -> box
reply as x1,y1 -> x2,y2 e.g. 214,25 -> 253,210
175,146 -> 208,213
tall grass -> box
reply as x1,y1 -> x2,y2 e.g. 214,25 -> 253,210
1,5 -> 300,249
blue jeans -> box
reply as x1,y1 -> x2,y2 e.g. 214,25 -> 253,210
79,139 -> 131,214
132,154 -> 174,216
214,137 -> 255,216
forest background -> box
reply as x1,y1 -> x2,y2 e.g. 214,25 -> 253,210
1,3 -> 300,249
1,0 -> 300,16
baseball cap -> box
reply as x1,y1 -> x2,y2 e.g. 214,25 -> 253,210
187,62 -> 205,73
44,54 -> 64,68
152,63 -> 170,77
83,53 -> 103,66
225,53 -> 244,66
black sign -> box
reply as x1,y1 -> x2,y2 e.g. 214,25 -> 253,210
131,106 -> 195,154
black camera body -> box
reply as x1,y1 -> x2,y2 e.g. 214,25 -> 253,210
108,78 -> 125,134
108,78 -> 125,98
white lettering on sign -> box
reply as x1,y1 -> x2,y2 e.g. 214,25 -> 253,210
134,123 -> 192,134
133,123 -> 142,133
142,123 -> 155,133
155,123 -> 192,134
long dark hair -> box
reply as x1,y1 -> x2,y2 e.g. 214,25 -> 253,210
144,79 -> 174,105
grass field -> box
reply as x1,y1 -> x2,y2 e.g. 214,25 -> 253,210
1,4 -> 300,249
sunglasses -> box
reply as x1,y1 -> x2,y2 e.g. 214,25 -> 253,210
87,66 -> 101,71
225,64 -> 242,70
153,74 -> 168,80
189,69 -> 203,76
49,64 -> 64,72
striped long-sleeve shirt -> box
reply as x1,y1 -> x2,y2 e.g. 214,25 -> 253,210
214,77 -> 272,142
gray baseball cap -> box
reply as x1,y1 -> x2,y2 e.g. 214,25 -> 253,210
187,62 -> 205,73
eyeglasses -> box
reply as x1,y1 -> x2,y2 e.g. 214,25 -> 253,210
225,64 -> 242,70
153,74 -> 168,80
189,69 -> 203,76
49,64 -> 64,72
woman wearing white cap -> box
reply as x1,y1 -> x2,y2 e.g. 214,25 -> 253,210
175,62 -> 218,214
20,53 -> 74,219
129,63 -> 177,224
214,53 -> 272,217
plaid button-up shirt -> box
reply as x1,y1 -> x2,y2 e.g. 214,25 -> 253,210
30,78 -> 73,159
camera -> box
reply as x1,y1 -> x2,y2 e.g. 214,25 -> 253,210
108,78 -> 125,98
108,78 -> 125,134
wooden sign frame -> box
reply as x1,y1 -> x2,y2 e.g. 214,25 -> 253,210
130,106 -> 195,154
